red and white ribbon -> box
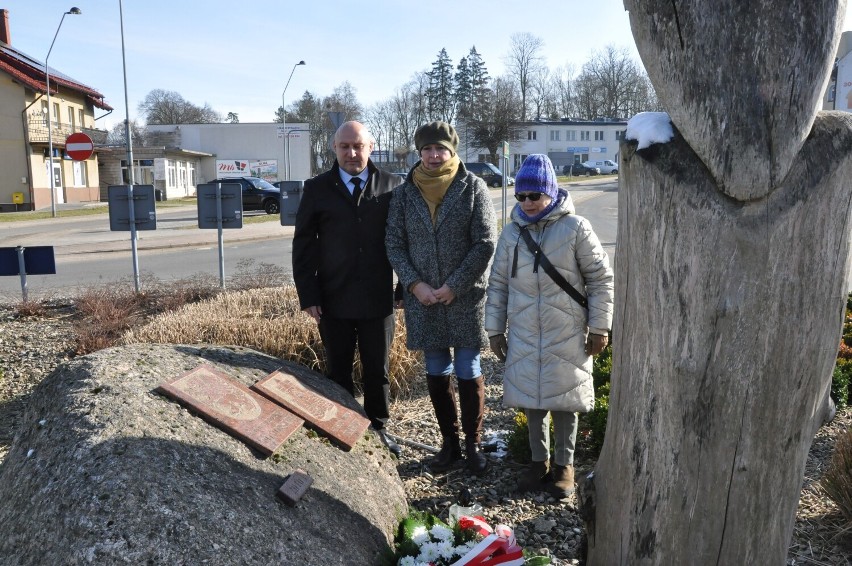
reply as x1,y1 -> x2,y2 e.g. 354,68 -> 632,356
451,516 -> 525,566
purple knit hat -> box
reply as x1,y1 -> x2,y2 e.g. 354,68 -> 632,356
514,154 -> 559,200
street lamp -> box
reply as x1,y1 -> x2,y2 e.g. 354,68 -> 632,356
45,6 -> 81,218
282,60 -> 305,180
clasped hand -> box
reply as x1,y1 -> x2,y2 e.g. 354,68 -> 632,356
412,282 -> 455,306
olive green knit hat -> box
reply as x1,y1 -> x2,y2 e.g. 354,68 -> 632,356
414,121 -> 460,154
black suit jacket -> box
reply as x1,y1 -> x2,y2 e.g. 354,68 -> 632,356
292,160 -> 402,319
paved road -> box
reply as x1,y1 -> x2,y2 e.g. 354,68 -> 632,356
0,178 -> 618,302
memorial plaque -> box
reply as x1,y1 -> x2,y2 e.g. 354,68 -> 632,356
157,365 -> 304,456
253,370 -> 370,451
277,469 -> 313,506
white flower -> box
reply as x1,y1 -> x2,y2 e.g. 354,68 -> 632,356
437,539 -> 457,560
398,557 -> 417,566
410,526 -> 429,545
430,524 -> 453,542
417,541 -> 441,563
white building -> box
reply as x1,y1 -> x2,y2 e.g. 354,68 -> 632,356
458,118 -> 628,174
823,31 -> 852,112
145,122 -> 311,185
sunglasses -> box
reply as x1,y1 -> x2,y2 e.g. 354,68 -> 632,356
514,192 -> 543,202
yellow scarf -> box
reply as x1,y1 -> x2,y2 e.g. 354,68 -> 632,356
412,154 -> 460,224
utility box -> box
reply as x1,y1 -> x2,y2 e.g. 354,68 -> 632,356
11,192 -> 24,204
279,180 -> 304,226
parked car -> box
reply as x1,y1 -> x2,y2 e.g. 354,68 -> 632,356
213,176 -> 280,214
562,163 -> 601,176
582,159 -> 618,175
464,161 -> 515,187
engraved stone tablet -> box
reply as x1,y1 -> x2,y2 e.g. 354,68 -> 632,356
253,370 -> 370,451
277,469 -> 313,506
157,364 -> 304,456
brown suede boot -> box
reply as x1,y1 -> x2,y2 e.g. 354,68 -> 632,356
458,376 -> 488,475
547,464 -> 575,499
516,460 -> 550,493
427,375 -> 462,472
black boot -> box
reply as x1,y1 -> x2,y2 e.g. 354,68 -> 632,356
458,376 -> 488,475
427,374 -> 462,472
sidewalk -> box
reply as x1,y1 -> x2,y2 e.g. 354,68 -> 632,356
0,205 -> 292,257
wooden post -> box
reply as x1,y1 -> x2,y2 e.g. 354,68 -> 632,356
588,1 -> 852,563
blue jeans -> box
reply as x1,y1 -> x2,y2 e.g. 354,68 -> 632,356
424,347 -> 481,380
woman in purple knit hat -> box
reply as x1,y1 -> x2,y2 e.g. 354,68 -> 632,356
484,154 -> 614,498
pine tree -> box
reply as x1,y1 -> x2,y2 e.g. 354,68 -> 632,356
426,48 -> 456,123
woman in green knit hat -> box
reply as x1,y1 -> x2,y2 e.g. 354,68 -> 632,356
385,121 -> 497,475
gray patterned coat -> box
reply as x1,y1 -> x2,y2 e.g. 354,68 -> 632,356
386,164 -> 497,351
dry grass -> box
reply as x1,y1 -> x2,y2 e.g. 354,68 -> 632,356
14,301 -> 47,318
822,426 -> 852,523
121,286 -> 422,396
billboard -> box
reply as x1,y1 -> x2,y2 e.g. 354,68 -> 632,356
215,160 -> 279,182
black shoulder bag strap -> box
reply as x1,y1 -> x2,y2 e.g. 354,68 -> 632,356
518,224 -> 588,309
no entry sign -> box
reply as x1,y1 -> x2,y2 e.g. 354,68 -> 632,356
65,132 -> 94,161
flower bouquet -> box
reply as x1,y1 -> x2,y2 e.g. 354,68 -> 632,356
382,510 -> 551,565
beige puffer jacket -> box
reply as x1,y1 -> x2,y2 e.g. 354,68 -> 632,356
484,190 -> 614,412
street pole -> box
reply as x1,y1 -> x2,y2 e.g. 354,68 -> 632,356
282,60 -> 305,181
119,0 -> 140,293
45,7 -> 81,218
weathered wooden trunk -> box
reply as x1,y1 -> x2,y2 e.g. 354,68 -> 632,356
588,1 -> 852,562
589,113 -> 852,564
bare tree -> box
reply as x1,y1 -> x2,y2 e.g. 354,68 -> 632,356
106,119 -> 145,146
138,89 -> 222,124
504,32 -> 545,121
324,81 -> 363,122
529,66 -> 557,120
468,76 -> 522,164
588,1 -> 851,564
364,99 -> 398,169
551,64 -> 577,118
579,45 -> 649,119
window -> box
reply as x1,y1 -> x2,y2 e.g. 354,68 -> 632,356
550,130 -> 560,141
40,100 -> 48,125
594,130 -> 605,141
189,162 -> 197,188
72,161 -> 87,187
566,130 -> 576,141
52,103 -> 60,127
78,109 -> 85,129
614,130 -> 626,141
166,160 -> 176,188
580,131 -> 590,141
68,107 -> 76,131
527,131 -> 537,141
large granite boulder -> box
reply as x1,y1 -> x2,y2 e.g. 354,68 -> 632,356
0,343 -> 407,565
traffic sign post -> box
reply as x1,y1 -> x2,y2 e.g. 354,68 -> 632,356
65,132 -> 94,161
197,182 -> 243,289
0,246 -> 56,302
501,141 -> 510,226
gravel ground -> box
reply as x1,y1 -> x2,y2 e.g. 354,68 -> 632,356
0,301 -> 849,564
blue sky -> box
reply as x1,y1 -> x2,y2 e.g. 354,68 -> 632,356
4,1 -> 852,129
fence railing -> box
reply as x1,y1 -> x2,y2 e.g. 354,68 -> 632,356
26,117 -> 108,145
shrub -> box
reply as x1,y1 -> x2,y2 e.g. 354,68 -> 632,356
584,382 -> 610,454
832,359 -> 852,410
821,427 -> 852,523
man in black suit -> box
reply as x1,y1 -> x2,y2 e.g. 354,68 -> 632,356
292,121 -> 403,456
